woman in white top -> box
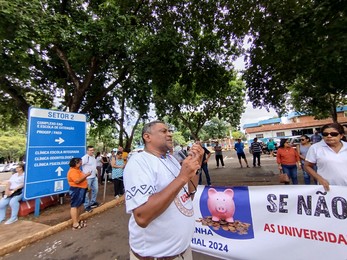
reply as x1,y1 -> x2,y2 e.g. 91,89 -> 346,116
0,163 -> 25,224
305,123 -> 347,191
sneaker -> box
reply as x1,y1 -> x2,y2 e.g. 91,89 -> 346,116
85,206 -> 93,213
5,218 -> 18,225
90,202 -> 100,209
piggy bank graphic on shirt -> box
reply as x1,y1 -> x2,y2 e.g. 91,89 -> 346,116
207,188 -> 235,223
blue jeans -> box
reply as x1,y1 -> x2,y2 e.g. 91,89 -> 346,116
199,163 -> 211,186
0,193 -> 23,222
84,177 -> 98,208
301,163 -> 318,185
281,164 -> 298,185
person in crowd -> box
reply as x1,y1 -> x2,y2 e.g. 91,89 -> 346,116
123,120 -> 203,259
123,148 -> 131,163
111,151 -> 125,199
213,141 -> 225,168
250,137 -> 262,167
277,138 -> 301,184
82,145 -> 99,213
0,163 -> 25,224
118,146 -> 129,163
267,138 -> 276,157
310,130 -> 322,144
342,125 -> 347,142
100,151 -> 109,184
95,151 -> 102,184
234,138 -> 250,168
67,158 -> 90,230
196,139 -> 212,186
173,144 -> 188,165
296,135 -> 316,185
305,123 -> 347,191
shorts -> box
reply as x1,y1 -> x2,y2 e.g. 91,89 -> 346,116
237,152 -> 246,159
69,186 -> 87,208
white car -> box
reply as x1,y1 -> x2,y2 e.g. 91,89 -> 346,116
0,164 -> 6,172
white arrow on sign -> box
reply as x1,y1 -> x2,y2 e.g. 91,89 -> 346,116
55,166 -> 64,176
55,137 -> 65,144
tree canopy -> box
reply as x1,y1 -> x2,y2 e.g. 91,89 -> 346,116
242,0 -> 347,121
0,0 -> 247,145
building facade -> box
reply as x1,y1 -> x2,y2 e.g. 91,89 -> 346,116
243,106 -> 347,141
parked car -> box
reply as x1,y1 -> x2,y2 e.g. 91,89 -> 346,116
287,135 -> 303,148
8,163 -> 19,172
0,164 -> 6,172
1,163 -> 20,172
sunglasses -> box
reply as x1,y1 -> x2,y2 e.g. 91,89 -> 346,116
300,139 -> 306,141
322,132 -> 340,137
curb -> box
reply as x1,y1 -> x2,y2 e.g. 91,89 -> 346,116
0,197 -> 124,257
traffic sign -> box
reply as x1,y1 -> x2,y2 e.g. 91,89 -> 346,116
24,108 -> 86,200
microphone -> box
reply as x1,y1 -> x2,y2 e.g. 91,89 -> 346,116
175,147 -> 202,175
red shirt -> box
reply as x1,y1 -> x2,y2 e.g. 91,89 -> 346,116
276,147 -> 300,165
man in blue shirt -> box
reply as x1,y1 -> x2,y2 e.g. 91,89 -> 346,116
310,131 -> 322,144
234,139 -> 250,168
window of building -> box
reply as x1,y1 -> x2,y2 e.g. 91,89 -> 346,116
276,132 -> 285,137
256,134 -> 264,138
292,128 -> 314,136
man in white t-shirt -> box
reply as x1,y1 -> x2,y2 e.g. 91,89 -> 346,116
124,121 -> 203,260
82,145 -> 99,212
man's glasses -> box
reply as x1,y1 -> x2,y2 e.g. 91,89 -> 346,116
322,132 -> 340,137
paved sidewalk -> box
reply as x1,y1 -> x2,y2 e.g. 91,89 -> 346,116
0,152 -> 307,257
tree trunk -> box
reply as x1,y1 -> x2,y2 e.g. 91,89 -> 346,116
125,114 -> 143,151
329,95 -> 338,123
118,91 -> 126,147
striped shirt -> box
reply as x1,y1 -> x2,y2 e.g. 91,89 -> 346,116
251,142 -> 262,153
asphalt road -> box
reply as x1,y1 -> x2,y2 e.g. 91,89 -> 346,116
1,202 -> 220,260
0,150 -> 294,260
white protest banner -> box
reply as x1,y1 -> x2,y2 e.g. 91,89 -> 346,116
192,185 -> 347,260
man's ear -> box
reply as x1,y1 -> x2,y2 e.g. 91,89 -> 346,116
143,133 -> 151,143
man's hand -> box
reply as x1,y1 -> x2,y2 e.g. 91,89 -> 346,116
188,143 -> 204,164
178,144 -> 204,182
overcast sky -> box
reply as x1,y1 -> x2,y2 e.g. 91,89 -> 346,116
239,103 -> 278,130
233,55 -> 278,130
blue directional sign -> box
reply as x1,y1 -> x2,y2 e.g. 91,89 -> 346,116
24,108 -> 86,200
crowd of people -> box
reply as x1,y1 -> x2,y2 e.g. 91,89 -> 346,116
0,120 -> 346,260
1,122 -> 346,240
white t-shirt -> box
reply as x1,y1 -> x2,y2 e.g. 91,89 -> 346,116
306,140 -> 347,186
124,151 -> 194,257
81,154 -> 97,179
96,156 -> 102,168
9,173 -> 24,190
